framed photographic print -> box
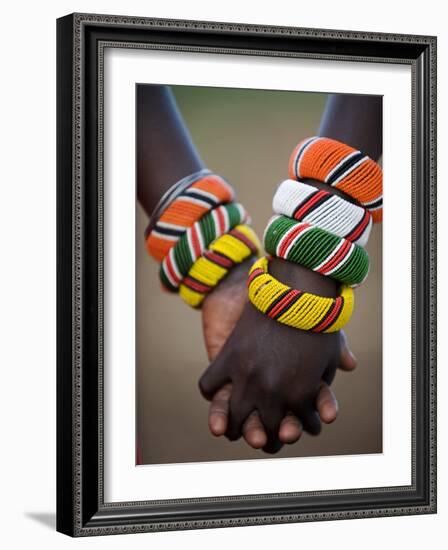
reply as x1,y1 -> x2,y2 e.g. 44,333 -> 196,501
56,13 -> 437,536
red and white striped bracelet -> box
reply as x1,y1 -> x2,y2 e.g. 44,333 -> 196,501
273,179 -> 372,247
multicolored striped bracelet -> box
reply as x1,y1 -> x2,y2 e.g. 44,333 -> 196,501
273,179 -> 372,247
144,168 -> 212,242
247,257 -> 354,333
160,203 -> 250,292
146,172 -> 235,261
263,215 -> 369,287
179,225 -> 261,308
288,136 -> 382,223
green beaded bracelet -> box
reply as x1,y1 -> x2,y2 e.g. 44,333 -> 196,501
160,202 -> 249,291
263,215 -> 370,287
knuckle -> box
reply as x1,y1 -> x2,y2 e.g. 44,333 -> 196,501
198,376 -> 211,398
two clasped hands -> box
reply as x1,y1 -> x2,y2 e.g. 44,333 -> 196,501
199,189 -> 357,455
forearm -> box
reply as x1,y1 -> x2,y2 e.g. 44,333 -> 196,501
137,85 -> 204,217
319,94 -> 382,160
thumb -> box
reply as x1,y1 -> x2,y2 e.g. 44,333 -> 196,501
338,330 -> 357,371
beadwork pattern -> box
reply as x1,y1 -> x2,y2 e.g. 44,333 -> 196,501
160,203 -> 249,291
146,173 -> 235,261
273,179 -> 372,247
179,225 -> 261,307
288,136 -> 382,222
247,256 -> 354,333
263,215 -> 370,287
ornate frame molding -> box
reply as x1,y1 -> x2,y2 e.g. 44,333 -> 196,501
56,13 -> 436,536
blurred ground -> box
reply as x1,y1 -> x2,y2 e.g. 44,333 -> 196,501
136,86 -> 382,464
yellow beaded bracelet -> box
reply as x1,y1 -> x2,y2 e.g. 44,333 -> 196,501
179,225 -> 261,308
247,256 -> 354,333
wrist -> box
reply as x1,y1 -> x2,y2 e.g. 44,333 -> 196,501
269,257 -> 338,298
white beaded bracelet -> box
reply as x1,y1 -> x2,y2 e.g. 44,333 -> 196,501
272,179 -> 372,247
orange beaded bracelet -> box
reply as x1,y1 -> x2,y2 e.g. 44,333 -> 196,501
146,173 -> 235,261
288,136 -> 382,223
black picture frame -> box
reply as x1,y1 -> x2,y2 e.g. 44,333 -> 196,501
57,13 -> 437,536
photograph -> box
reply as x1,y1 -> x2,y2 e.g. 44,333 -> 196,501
136,85 -> 383,464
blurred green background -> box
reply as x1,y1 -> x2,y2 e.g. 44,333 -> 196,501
136,86 -> 382,464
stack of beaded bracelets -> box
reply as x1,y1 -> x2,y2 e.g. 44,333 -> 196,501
146,170 -> 260,308
248,136 -> 382,332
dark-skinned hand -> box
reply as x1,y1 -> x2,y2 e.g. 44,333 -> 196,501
200,257 -> 357,453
